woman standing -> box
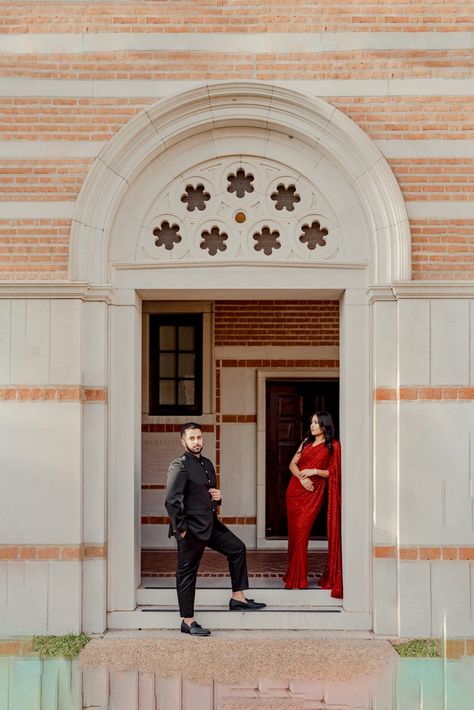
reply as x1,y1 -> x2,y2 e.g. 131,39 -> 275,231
283,411 -> 343,598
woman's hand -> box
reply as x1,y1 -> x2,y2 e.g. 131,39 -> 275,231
299,468 -> 316,479
299,476 -> 314,492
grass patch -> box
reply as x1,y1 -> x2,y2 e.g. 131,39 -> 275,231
32,633 -> 91,659
391,638 -> 440,657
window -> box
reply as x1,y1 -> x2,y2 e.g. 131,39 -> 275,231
149,314 -> 203,415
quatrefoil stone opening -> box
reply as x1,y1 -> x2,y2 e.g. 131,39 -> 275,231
299,221 -> 328,250
153,221 -> 182,251
181,184 -> 211,212
271,184 -> 301,211
200,226 -> 228,256
227,169 -> 255,198
253,226 -> 281,256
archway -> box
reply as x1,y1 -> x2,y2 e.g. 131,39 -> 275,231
71,82 -> 410,627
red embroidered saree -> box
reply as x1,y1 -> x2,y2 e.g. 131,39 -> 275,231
283,439 -> 343,598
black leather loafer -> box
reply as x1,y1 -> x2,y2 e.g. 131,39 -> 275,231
180,620 -> 211,636
229,598 -> 267,611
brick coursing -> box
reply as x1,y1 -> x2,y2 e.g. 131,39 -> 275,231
2,50 -> 473,81
1,1 -> 472,34
215,301 -> 340,347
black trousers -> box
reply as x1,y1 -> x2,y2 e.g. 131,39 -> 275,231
176,519 -> 249,618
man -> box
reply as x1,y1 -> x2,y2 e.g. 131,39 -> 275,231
165,422 -> 266,636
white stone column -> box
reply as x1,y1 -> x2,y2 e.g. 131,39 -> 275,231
339,288 -> 371,614
108,292 -> 142,612
371,295 -> 399,635
82,299 -> 109,632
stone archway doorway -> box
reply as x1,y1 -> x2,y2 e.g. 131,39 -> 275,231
70,81 -> 410,630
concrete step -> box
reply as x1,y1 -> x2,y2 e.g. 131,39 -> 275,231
108,607 -> 372,631
137,586 -> 341,607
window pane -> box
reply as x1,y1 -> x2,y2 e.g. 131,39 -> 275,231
160,325 -> 176,350
178,379 -> 195,405
159,380 -> 176,405
160,353 -> 176,378
178,353 -> 195,378
178,326 -> 195,350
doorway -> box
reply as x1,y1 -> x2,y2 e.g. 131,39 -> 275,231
265,379 -> 339,540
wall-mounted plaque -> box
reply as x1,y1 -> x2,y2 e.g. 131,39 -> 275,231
142,434 -> 183,485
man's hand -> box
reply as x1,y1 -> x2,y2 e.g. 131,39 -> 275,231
179,530 -> 187,538
209,488 -> 221,501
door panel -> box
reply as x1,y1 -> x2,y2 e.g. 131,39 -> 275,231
265,379 -> 339,539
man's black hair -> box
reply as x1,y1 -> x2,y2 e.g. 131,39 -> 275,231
180,422 -> 202,438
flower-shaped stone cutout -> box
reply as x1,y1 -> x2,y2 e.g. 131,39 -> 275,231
200,226 -> 228,256
153,221 -> 182,251
253,226 -> 281,256
227,169 -> 255,198
271,184 -> 301,211
299,221 -> 328,250
181,184 -> 211,212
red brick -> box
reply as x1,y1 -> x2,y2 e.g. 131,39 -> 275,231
374,546 -> 396,558
37,546 -> 61,560
419,547 -> 441,560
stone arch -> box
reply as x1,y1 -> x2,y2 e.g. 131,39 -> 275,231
70,82 -> 410,286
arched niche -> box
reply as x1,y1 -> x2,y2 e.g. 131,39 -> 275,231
70,82 -> 410,286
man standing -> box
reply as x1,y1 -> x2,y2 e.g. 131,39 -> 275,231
165,422 -> 266,636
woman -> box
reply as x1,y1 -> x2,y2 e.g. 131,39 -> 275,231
283,411 -> 343,598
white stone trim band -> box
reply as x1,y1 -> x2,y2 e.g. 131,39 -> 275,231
1,32 -> 473,55
0,141 -> 106,158
1,78 -> 473,98
406,202 -> 474,219
0,202 -> 75,219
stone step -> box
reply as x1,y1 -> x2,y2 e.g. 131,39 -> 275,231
137,586 -> 341,607
108,607 -> 372,631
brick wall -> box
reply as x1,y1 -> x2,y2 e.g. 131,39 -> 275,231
214,301 -> 339,347
329,97 -> 474,141
0,219 -> 69,279
0,1 -> 472,280
411,220 -> 474,279
1,1 -> 472,33
4,50 -> 473,81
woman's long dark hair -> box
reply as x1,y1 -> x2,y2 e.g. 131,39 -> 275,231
301,411 -> 334,453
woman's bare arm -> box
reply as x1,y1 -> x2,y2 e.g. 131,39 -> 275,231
289,449 -> 303,478
289,447 -> 314,491
300,467 -> 329,479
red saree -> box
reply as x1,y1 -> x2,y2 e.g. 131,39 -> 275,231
283,440 -> 343,598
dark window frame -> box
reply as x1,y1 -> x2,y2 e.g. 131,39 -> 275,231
149,313 -> 203,416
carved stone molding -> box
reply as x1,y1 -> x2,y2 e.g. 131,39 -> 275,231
70,81 -> 410,286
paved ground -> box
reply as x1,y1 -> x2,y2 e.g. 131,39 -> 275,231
81,635 -> 396,684
142,549 -> 327,579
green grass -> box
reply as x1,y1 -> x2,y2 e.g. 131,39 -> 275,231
391,638 -> 441,657
32,633 -> 91,658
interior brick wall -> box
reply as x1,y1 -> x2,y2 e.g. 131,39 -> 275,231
214,301 -> 340,347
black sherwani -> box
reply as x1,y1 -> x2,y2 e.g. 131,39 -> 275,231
165,450 -> 249,617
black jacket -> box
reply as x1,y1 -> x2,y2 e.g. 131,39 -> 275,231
165,451 -> 221,542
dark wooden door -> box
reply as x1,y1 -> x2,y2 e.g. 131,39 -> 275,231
265,379 -> 339,539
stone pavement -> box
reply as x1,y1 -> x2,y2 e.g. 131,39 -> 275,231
81,634 -> 396,709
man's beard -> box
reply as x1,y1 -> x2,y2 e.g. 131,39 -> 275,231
184,442 -> 202,455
